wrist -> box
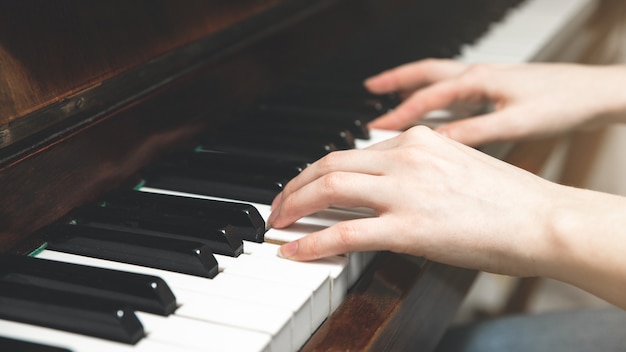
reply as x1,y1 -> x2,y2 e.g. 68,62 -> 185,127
589,65 -> 626,123
543,185 -> 626,307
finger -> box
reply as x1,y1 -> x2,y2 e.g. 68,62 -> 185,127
364,59 -> 468,94
369,78 -> 486,130
277,149 -> 388,201
436,110 -> 523,146
270,149 -> 388,218
362,125 -> 426,152
270,172 -> 385,229
278,217 -> 394,261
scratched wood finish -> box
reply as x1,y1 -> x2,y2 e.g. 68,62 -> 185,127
301,253 -> 477,351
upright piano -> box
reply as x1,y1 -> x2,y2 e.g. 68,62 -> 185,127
0,0 -> 608,351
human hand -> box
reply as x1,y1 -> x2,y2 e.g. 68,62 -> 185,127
268,126 -> 561,277
365,59 -> 626,146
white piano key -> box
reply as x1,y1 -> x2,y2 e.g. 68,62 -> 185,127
262,211 -> 374,287
172,287 -> 293,352
36,250 -> 313,349
243,240 -> 282,256
302,255 -> 350,313
458,0 -> 596,63
209,273 -> 311,348
264,220 -> 325,243
139,187 -> 377,287
356,128 -> 401,149
218,254 -> 331,333
362,250 -> 377,269
137,313 -> 270,352
342,251 -> 362,287
139,131 -> 400,292
244,241 -> 350,313
0,318 -> 201,352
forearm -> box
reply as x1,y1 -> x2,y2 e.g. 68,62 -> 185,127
543,185 -> 626,308
585,65 -> 626,125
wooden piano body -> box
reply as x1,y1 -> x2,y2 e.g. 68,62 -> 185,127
0,0 -> 617,350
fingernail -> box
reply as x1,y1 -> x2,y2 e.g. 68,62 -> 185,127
268,193 -> 282,227
278,241 -> 298,259
271,192 -> 283,211
267,209 -> 278,228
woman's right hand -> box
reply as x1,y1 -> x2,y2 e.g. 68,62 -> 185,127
365,59 -> 626,146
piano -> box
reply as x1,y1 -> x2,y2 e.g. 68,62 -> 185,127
0,0 -> 608,350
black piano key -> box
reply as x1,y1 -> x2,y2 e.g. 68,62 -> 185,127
251,105 -> 371,139
174,149 -> 307,180
272,79 -> 401,111
0,281 -> 144,345
0,336 -> 72,352
259,99 -> 381,120
44,224 -> 219,278
100,189 -> 266,243
201,132 -> 338,163
0,254 -> 177,316
201,135 -> 338,163
263,89 -> 389,116
223,120 -> 356,150
71,204 -> 244,257
143,164 -> 284,205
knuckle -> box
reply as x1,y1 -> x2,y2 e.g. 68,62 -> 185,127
281,179 -> 294,196
335,222 -> 358,251
320,172 -> 345,196
403,125 -> 434,142
410,124 -> 433,135
462,63 -> 498,80
317,152 -> 341,173
279,193 -> 297,217
304,235 -> 322,260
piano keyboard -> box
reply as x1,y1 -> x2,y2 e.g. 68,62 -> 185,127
0,128 -> 393,352
457,0 -> 597,63
420,0 -> 598,131
0,0 -> 598,351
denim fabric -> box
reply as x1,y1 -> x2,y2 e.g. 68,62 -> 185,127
434,306 -> 626,352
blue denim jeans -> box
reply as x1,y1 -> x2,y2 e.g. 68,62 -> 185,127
434,306 -> 626,352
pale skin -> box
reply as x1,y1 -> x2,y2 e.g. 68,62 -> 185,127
268,59 -> 626,309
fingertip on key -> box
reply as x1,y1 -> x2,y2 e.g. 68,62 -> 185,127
277,241 -> 298,260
